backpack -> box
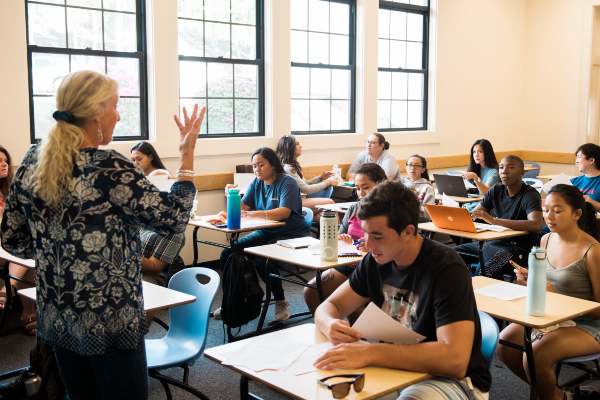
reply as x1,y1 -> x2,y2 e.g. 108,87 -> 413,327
221,252 -> 264,328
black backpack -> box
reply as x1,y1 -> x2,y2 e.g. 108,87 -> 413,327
221,252 -> 264,328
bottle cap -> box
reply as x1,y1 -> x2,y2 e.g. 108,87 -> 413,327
228,188 -> 240,195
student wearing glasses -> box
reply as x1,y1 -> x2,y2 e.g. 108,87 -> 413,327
571,143 -> 600,211
401,154 -> 435,222
314,181 -> 491,400
347,133 -> 399,181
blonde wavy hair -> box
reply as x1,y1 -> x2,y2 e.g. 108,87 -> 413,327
33,71 -> 118,207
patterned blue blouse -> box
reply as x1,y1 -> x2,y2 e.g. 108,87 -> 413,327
1,146 -> 195,355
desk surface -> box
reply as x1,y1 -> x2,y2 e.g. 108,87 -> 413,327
204,323 -> 429,400
418,222 -> 527,241
434,193 -> 482,204
18,281 -> 196,312
189,216 -> 285,233
473,276 -> 600,329
245,241 -> 363,270
315,201 -> 356,214
0,246 -> 35,269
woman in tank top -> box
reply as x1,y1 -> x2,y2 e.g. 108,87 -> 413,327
496,184 -> 600,400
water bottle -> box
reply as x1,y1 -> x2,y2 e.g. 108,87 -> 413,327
226,188 -> 241,229
320,210 -> 338,261
527,246 -> 547,316
333,164 -> 342,182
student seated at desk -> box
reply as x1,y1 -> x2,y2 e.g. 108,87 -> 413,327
455,155 -> 544,278
276,135 -> 337,213
463,139 -> 499,195
303,163 -> 386,314
218,147 -> 308,321
314,181 -> 491,400
497,184 -> 600,400
571,143 -> 600,211
401,154 -> 435,221
130,141 -> 171,177
347,133 -> 399,181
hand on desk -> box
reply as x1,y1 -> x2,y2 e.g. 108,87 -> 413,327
204,211 -> 226,224
471,209 -> 495,224
314,341 -> 372,370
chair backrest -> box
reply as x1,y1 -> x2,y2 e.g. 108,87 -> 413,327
478,311 -> 499,362
302,207 -> 314,228
166,267 -> 220,360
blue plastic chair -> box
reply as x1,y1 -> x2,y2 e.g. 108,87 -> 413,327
302,206 -> 314,228
146,267 -> 220,400
479,311 -> 499,362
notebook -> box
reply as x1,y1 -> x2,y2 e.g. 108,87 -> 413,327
276,236 -> 320,249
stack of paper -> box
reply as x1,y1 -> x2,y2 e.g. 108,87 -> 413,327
441,193 -> 460,207
352,303 -> 425,344
475,282 -> 528,300
277,236 -> 320,249
541,173 -> 573,193
474,223 -> 511,233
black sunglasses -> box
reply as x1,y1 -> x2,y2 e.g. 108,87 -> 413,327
318,374 -> 365,398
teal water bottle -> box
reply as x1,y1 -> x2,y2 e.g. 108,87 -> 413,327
527,246 -> 547,316
226,188 -> 241,229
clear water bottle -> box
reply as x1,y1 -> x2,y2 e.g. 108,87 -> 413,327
527,246 -> 547,316
332,164 -> 342,182
226,188 -> 241,229
320,210 -> 338,261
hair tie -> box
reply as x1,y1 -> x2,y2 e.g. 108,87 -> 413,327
52,111 -> 75,123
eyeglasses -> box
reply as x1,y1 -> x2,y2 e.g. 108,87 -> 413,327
406,163 -> 424,168
318,374 -> 365,399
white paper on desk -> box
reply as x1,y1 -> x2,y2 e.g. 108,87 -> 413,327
352,302 -> 426,344
441,193 -> 460,207
285,342 -> 335,376
147,175 -> 175,192
475,282 -> 528,301
464,179 -> 476,189
222,334 -> 312,372
542,173 -> 573,193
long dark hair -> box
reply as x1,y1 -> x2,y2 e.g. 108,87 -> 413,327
130,141 -> 167,170
548,184 -> 599,240
276,135 -> 303,178
407,154 -> 429,180
0,145 -> 12,198
251,147 -> 285,175
467,139 -> 498,177
355,163 -> 387,184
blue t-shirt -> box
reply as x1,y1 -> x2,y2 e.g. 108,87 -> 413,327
242,174 -> 307,236
570,175 -> 600,202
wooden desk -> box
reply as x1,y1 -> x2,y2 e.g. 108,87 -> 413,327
0,247 -> 34,269
0,247 -> 35,330
205,323 -> 429,400
473,276 -> 600,399
18,281 -> 196,313
434,193 -> 481,205
316,201 -> 356,214
188,216 -> 285,267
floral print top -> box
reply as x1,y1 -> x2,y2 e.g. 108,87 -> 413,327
1,146 -> 195,355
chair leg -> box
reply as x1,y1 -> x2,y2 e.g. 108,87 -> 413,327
149,369 -> 173,400
183,365 -> 189,384
150,370 -> 210,400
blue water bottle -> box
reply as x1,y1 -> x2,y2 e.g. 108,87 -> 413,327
527,246 -> 547,316
226,188 -> 241,230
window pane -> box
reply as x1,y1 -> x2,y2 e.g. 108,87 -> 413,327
331,100 -> 349,130
378,71 -> 391,100
407,13 -> 423,42
389,40 -> 406,68
378,39 -> 389,68
28,4 -> 66,47
329,2 -> 349,35
178,20 -> 204,56
33,96 -> 56,139
308,32 -> 329,64
389,11 -> 407,41
179,61 -> 206,98
308,0 -> 329,32
39,0 -> 65,4
406,42 -> 422,69
392,72 -> 408,100
331,69 -> 350,99
329,35 -> 348,65
290,0 -> 308,30
391,101 -> 407,128
71,54 -> 105,74
205,0 -> 231,22
32,53 -> 69,95
113,97 -> 140,137
107,57 -> 139,97
234,64 -> 257,98
310,100 -> 330,131
291,67 -> 309,98
178,0 -> 203,19
231,0 -> 255,25
207,99 -> 234,134
378,9 -> 390,39
104,12 -> 137,52
410,0 -> 428,6
378,100 -> 391,129
207,63 -> 233,98
67,0 -> 101,7
290,30 -> 308,63
291,100 -> 309,131
103,0 -> 136,12
235,99 -> 258,133
232,25 -> 256,59
407,101 -> 423,127
205,22 -> 231,58
67,8 -> 103,50
407,73 -> 424,100
310,68 -> 331,99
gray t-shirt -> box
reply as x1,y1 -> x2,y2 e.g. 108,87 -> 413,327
348,150 -> 399,180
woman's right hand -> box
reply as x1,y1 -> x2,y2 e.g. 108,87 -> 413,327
321,171 -> 334,180
174,104 -> 206,157
326,176 -> 339,186
510,260 -> 528,285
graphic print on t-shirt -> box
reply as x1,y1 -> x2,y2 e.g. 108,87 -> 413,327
381,284 -> 419,329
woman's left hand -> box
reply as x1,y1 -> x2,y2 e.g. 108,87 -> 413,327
463,171 -> 478,181
174,104 -> 206,156
321,171 -> 334,180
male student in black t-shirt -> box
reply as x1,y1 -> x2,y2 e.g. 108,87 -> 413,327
314,181 -> 491,400
455,155 -> 544,277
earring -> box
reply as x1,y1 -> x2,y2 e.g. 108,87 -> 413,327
96,125 -> 103,143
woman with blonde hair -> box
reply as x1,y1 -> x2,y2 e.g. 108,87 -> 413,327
1,70 -> 204,400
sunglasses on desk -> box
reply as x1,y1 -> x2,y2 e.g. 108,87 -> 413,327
318,373 -> 365,398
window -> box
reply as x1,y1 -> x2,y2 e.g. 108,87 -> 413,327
178,0 -> 264,137
378,0 -> 429,131
290,0 -> 356,134
25,0 -> 148,141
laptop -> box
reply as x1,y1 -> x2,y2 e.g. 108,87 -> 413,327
433,174 -> 469,197
425,204 -> 510,233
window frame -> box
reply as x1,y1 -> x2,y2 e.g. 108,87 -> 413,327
377,0 -> 429,133
177,0 -> 265,138
24,0 -> 149,143
290,0 -> 357,135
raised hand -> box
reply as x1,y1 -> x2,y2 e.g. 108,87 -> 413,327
174,104 -> 206,156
